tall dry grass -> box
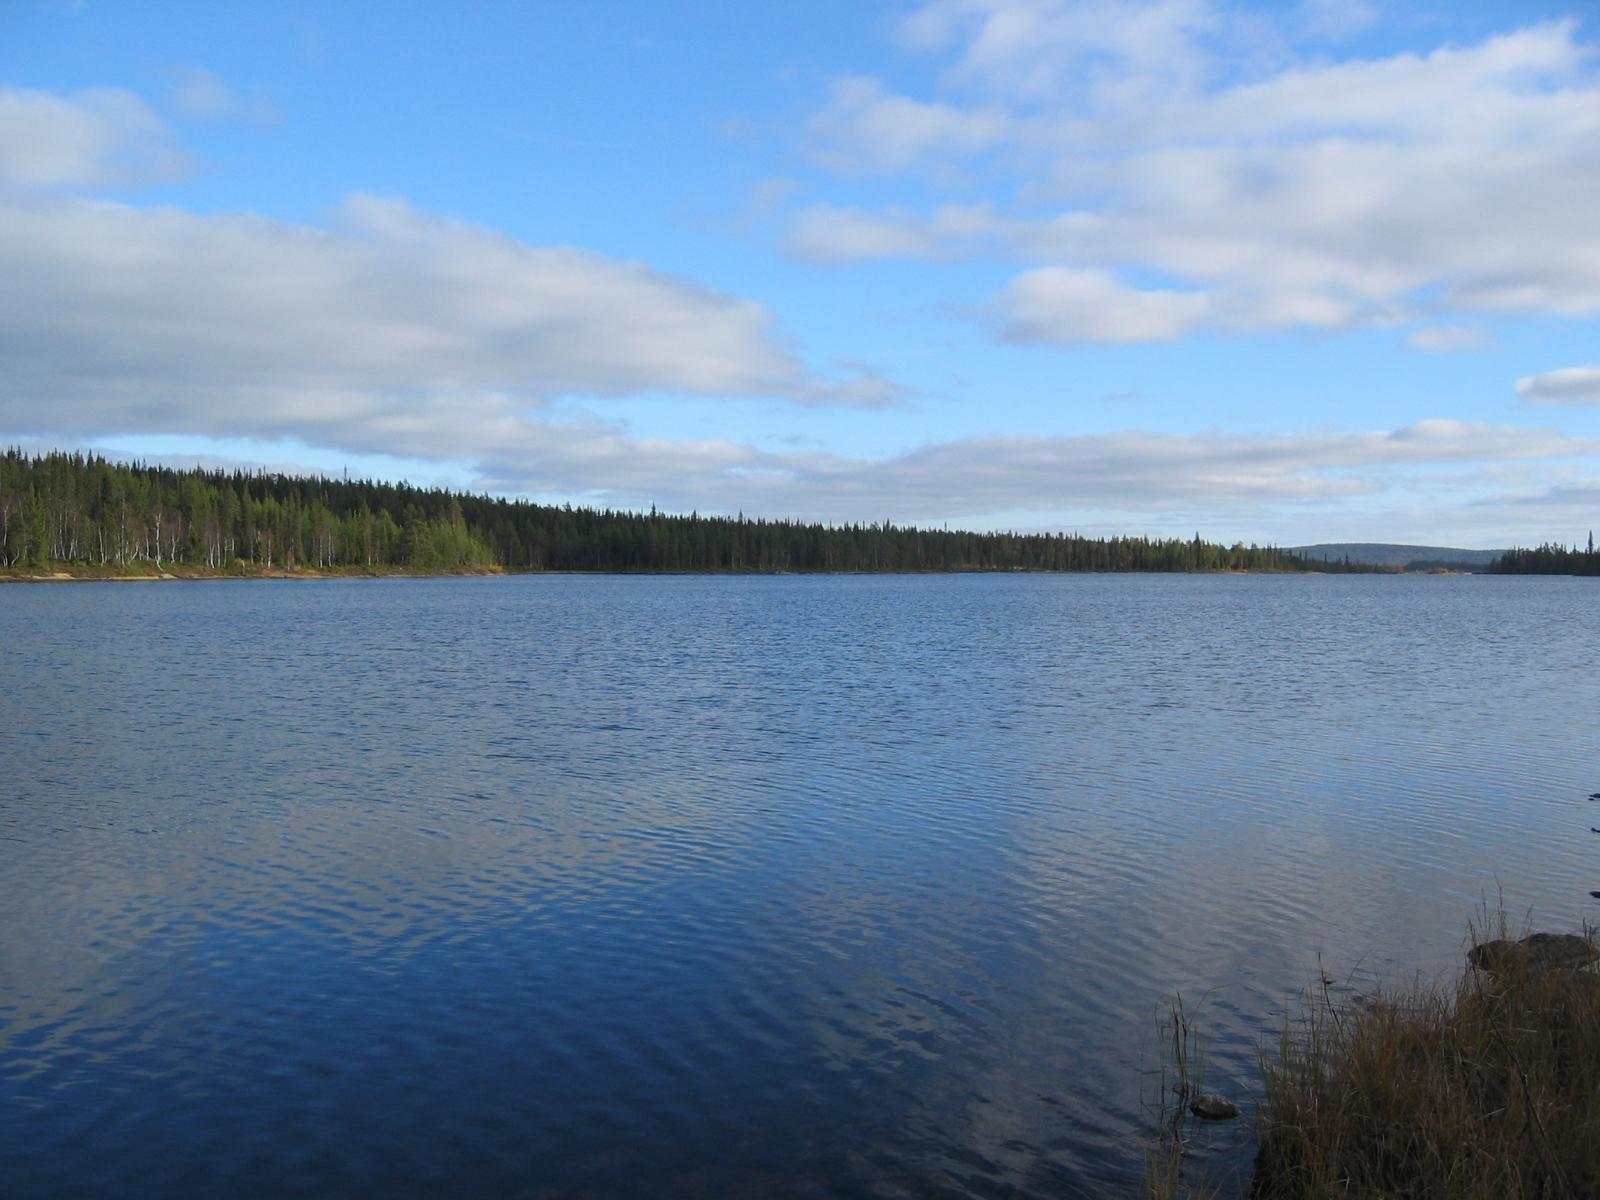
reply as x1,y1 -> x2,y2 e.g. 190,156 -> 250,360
1252,915 -> 1600,1199
1147,914 -> 1600,1199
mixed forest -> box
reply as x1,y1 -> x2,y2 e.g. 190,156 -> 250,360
3,449 -> 1318,576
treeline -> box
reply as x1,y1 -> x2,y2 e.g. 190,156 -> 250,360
1488,538 -> 1600,576
2,449 -> 1316,575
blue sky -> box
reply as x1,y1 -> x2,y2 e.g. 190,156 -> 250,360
2,0 -> 1597,546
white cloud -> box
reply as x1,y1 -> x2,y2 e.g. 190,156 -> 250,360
1406,325 -> 1488,353
806,76 -> 1013,175
1004,267 -> 1212,343
785,202 -> 1007,263
1497,479 -> 1600,512
795,6 -> 1600,343
1516,366 -> 1600,407
0,192 -> 893,466
896,0 -> 1223,107
786,204 -> 940,263
463,418 -> 1595,528
0,85 -> 187,190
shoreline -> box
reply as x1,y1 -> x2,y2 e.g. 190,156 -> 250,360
1152,919 -> 1600,1198
0,565 -> 506,583
1,564 -> 1454,584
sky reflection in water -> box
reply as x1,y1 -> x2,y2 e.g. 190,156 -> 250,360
2,574 -> 1597,1198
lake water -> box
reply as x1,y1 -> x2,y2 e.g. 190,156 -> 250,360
3,573 -> 1597,1198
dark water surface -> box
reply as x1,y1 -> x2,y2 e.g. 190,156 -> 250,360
3,574 -> 1598,1198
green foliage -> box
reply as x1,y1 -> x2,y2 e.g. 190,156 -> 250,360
2,447 -> 1318,575
405,505 -> 494,570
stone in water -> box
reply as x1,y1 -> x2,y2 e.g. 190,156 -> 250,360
1189,1093 -> 1240,1121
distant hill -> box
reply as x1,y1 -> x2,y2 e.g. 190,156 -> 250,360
1290,543 -> 1504,570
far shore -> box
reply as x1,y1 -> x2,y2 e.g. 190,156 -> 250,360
0,564 -> 506,584
0,563 -> 1503,584
0,563 -> 1417,583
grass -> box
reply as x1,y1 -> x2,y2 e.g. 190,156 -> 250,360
1256,912 -> 1600,1198
1150,913 -> 1600,1199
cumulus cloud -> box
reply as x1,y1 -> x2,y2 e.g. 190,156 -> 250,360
1516,366 -> 1600,407
794,4 -> 1600,344
0,84 -> 187,190
0,191 -> 895,466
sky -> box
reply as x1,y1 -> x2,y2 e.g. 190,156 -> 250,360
1,0 -> 1597,548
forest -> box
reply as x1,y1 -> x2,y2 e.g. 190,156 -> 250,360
0,449 -> 1331,576
1487,539 -> 1600,576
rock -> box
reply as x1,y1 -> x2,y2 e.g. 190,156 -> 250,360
1467,932 -> 1598,974
1189,1093 -> 1240,1121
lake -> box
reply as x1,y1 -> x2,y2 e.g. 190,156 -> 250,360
2,573 -> 1597,1198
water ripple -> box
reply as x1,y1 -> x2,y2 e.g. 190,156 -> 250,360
2,574 -> 1597,1197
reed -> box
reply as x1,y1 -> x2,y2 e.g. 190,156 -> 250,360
1145,992 -> 1223,1200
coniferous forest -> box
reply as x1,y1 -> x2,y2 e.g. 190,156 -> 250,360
0,449 -> 1326,576
1488,538 -> 1600,576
